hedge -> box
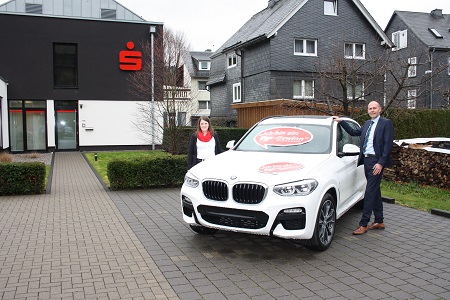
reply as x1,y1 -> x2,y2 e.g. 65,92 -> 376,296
0,162 -> 46,195
107,155 -> 187,190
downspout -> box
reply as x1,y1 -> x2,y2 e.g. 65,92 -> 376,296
429,47 -> 435,109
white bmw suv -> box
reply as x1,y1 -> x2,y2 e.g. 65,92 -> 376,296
181,116 -> 366,251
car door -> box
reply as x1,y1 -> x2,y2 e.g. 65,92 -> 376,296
335,122 -> 365,212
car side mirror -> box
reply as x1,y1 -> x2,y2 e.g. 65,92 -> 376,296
338,144 -> 360,157
226,140 -> 235,149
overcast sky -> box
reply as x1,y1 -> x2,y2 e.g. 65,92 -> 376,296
118,0 -> 449,51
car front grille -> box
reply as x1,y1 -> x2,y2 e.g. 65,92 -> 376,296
197,205 -> 269,229
202,180 -> 266,204
232,183 -> 266,204
202,180 -> 228,201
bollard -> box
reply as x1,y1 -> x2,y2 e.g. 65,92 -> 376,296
94,153 -> 98,161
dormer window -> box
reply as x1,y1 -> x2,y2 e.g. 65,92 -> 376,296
25,3 -> 42,14
101,9 -> 116,19
428,28 -> 443,38
324,0 -> 337,16
199,61 -> 210,70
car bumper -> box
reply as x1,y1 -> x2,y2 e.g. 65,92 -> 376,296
181,185 -> 321,240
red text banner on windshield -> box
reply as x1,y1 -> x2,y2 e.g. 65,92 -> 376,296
259,162 -> 304,174
254,127 -> 313,149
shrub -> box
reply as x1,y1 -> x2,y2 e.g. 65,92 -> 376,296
107,155 -> 187,190
0,162 -> 46,195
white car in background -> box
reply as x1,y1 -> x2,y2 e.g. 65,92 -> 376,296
181,116 -> 366,251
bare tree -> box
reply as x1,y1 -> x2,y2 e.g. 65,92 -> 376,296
128,27 -> 196,154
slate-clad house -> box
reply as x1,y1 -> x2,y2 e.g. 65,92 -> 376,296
182,50 -> 212,125
207,0 -> 393,118
385,9 -> 450,109
0,0 -> 163,152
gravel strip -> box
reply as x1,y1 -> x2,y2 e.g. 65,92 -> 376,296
11,153 -> 54,166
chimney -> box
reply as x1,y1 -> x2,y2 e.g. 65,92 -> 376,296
431,9 -> 443,18
268,0 -> 280,8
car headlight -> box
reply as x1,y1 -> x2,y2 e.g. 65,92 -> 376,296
273,179 -> 318,196
184,174 -> 199,188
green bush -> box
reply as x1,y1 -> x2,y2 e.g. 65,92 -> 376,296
107,155 -> 187,190
0,162 -> 46,195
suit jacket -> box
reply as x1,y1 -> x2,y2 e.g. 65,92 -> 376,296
187,132 -> 222,169
339,117 -> 394,167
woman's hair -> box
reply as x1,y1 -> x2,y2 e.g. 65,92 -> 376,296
196,116 -> 214,135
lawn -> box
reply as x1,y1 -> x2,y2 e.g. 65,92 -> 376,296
83,151 -> 450,213
84,151 -> 171,187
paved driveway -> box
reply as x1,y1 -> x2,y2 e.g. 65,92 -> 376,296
110,189 -> 450,300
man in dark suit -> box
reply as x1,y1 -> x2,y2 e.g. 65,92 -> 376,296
333,101 -> 394,235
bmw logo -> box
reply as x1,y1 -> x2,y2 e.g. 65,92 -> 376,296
230,175 -> 237,180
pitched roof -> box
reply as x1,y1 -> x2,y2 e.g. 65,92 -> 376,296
212,0 -> 392,58
0,0 -> 156,24
388,10 -> 450,50
183,51 -> 212,78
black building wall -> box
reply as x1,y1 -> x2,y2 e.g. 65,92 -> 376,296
0,13 -> 162,101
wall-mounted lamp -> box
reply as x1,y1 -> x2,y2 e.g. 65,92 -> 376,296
80,104 -> 83,109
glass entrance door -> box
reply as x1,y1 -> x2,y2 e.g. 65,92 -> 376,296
55,101 -> 78,150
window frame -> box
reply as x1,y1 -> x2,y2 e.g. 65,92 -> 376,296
407,89 -> 417,109
199,61 -> 210,70
293,79 -> 315,99
294,39 -> 318,56
392,30 -> 408,51
346,81 -> 364,100
324,0 -> 337,16
227,54 -> 237,68
408,57 -> 417,78
198,101 -> 210,110
198,81 -> 208,91
232,82 -> 241,103
53,43 -> 78,88
344,43 -> 365,59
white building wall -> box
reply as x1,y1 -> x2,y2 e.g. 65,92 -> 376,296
78,100 -> 159,147
0,78 -> 8,149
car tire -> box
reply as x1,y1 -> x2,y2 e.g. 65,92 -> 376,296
189,224 -> 219,235
303,193 -> 336,251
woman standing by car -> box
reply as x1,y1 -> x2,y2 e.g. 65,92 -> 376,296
188,116 -> 222,169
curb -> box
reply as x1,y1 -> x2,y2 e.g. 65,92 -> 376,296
431,208 -> 450,219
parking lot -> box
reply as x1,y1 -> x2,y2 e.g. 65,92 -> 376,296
111,188 -> 450,299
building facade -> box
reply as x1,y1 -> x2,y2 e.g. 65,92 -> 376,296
208,0 -> 393,118
0,0 -> 163,152
384,9 -> 450,109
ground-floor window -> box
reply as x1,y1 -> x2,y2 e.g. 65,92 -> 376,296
9,100 -> 47,152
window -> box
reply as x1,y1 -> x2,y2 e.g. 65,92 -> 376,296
25,3 -> 42,14
228,54 -> 237,68
428,28 -> 443,38
407,90 -> 416,109
324,0 -> 337,15
101,9 -> 116,19
344,43 -> 365,59
294,39 -> 317,56
392,30 -> 408,51
177,112 -> 187,126
293,80 -> 314,99
198,81 -> 207,90
199,101 -> 210,109
347,82 -> 364,100
54,43 -> 78,87
199,61 -> 210,70
447,57 -> 450,76
233,82 -> 241,103
408,57 -> 417,77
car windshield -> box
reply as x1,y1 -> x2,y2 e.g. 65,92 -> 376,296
235,123 -> 332,154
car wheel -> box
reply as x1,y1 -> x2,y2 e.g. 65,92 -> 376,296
304,193 -> 336,251
189,224 -> 219,235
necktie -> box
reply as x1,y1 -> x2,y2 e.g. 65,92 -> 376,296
362,121 -> 374,153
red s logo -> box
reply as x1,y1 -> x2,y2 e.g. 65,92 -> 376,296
119,41 -> 142,71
